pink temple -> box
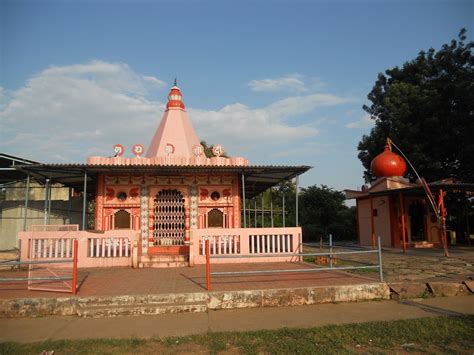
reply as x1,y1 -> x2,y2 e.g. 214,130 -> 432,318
18,82 -> 309,268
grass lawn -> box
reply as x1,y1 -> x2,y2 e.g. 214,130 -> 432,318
1,316 -> 473,354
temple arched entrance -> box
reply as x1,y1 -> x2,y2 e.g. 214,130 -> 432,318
114,210 -> 131,229
208,208 -> 224,228
152,189 -> 186,246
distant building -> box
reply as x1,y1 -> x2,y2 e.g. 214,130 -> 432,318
0,154 -> 83,249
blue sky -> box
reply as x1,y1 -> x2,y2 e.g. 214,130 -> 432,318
0,0 -> 471,192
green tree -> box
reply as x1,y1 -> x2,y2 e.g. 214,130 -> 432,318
271,180 -> 296,228
358,29 -> 474,183
246,181 -> 296,228
299,185 -> 356,242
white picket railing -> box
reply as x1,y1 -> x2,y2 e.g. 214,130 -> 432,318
191,227 -> 301,265
199,235 -> 240,255
20,229 -> 138,268
249,234 -> 293,254
88,237 -> 130,258
30,238 -> 75,259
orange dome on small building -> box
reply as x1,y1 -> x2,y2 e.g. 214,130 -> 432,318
370,140 -> 407,178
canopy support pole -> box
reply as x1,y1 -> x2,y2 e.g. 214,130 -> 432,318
82,171 -> 88,231
282,194 -> 286,228
295,176 -> 299,227
254,199 -> 257,227
270,189 -> 274,228
23,174 -> 30,231
43,179 -> 49,226
241,173 -> 246,228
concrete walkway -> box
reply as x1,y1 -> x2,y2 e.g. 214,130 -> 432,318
1,296 -> 472,343
0,262 -> 374,299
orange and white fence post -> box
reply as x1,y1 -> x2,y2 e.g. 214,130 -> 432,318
205,239 -> 211,291
72,239 -> 78,295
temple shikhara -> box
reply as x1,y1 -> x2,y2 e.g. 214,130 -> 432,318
10,83 -> 310,268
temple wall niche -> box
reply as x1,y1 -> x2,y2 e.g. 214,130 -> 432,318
198,185 -> 234,228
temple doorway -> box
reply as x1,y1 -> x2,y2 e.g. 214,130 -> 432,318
409,201 -> 426,242
152,189 -> 186,246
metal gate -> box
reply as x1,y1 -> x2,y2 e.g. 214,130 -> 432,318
28,238 -> 78,293
152,189 -> 185,246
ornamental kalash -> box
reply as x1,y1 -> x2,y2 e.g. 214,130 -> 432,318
17,83 -> 310,268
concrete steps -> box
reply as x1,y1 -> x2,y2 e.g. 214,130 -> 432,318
0,283 -> 392,318
138,254 -> 189,268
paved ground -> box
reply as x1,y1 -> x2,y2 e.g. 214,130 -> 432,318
304,245 -> 474,283
1,246 -> 472,300
0,296 -> 472,343
374,246 -> 474,282
0,262 -> 374,299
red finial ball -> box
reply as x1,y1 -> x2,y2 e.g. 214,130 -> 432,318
370,142 -> 407,178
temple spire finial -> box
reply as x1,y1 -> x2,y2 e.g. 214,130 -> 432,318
166,79 -> 185,110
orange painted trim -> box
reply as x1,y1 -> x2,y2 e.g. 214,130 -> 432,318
205,240 -> 211,291
147,245 -> 190,255
438,188 -> 449,257
370,196 -> 375,248
72,239 -> 78,295
96,174 -> 105,230
355,200 -> 360,244
399,192 -> 407,253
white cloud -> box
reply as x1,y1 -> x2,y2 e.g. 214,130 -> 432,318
189,93 -> 351,155
0,61 -> 351,164
0,61 -> 165,162
345,114 -> 374,129
0,87 -> 10,118
142,75 -> 167,88
248,74 -> 308,92
40,61 -> 166,96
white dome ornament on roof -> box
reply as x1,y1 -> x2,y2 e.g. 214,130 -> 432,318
212,144 -> 224,157
192,144 -> 205,157
132,144 -> 145,157
164,143 -> 175,155
113,144 -> 125,157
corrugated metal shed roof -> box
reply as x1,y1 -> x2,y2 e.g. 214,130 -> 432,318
12,163 -> 312,198
0,153 -> 39,185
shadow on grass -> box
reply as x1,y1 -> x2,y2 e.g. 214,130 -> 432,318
398,299 -> 468,317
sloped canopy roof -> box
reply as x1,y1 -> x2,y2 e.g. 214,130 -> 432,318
0,153 -> 39,185
12,163 -> 311,198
